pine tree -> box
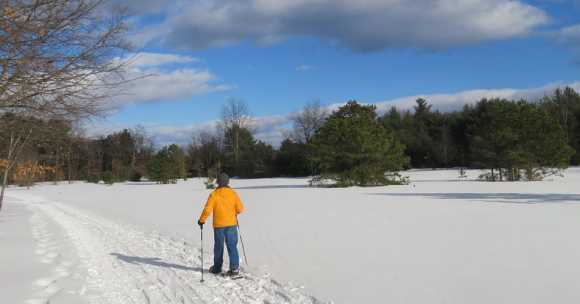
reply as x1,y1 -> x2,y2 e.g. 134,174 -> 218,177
467,99 -> 519,180
147,146 -> 184,184
223,127 -> 255,177
468,99 -> 573,181
541,87 -> 580,165
275,139 -> 310,177
222,127 -> 276,178
517,102 -> 574,180
312,101 -> 409,186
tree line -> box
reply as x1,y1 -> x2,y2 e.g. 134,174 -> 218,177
381,88 -> 578,180
2,87 -> 578,187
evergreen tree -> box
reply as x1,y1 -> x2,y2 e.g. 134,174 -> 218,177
275,139 -> 311,177
467,99 -> 519,180
147,145 -> 184,184
516,102 -> 574,180
147,148 -> 172,184
468,99 -> 573,181
381,107 -> 403,131
312,101 -> 409,186
223,126 -> 255,177
252,141 -> 276,177
222,127 -> 276,177
446,110 -> 470,167
541,87 -> 580,165
382,99 -> 446,168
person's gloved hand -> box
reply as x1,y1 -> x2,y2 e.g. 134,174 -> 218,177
197,220 -> 204,229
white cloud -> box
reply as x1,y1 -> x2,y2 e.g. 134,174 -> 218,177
86,120 -> 219,148
373,82 -> 580,113
135,0 -> 548,52
543,23 -> 580,63
116,69 -> 232,104
108,53 -> 232,105
128,52 -> 198,67
87,115 -> 291,148
92,81 -> 580,147
555,24 -> 580,47
249,115 -> 292,143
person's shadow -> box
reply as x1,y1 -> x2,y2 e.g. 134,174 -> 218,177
110,253 -> 201,272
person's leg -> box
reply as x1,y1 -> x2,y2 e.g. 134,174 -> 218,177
224,226 -> 240,271
213,227 -> 225,272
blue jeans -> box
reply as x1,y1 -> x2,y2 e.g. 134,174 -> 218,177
213,226 -> 239,271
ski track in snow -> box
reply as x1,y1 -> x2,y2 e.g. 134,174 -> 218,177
26,201 -> 88,304
19,195 -> 324,304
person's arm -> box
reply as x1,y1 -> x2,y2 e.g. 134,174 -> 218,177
234,192 -> 245,215
198,193 -> 215,224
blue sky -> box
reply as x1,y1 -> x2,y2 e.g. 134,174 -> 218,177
95,0 -> 580,146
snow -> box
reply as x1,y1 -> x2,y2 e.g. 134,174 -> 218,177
0,196 -> 88,304
2,168 -> 580,303
0,198 -> 41,304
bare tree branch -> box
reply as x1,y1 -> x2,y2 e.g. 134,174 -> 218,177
0,0 -> 132,120
291,101 -> 328,144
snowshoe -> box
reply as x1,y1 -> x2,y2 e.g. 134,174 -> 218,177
224,269 -> 243,280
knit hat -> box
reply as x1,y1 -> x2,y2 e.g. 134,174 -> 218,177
217,173 -> 230,187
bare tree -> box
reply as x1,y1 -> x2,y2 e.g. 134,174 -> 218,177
0,0 -> 131,210
0,116 -> 35,209
188,130 -> 222,177
1,0 -> 130,117
291,101 -> 328,144
220,98 -> 251,167
129,125 -> 154,178
221,99 -> 250,128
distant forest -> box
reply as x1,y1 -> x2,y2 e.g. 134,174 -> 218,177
1,87 -> 579,186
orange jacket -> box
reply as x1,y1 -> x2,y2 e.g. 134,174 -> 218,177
198,187 -> 245,228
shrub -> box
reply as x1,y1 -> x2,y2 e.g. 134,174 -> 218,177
87,174 -> 100,184
130,171 -> 143,182
102,171 -> 116,185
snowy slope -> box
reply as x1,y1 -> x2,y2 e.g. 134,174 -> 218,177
2,168 -> 580,303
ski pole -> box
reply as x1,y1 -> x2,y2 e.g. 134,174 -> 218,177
237,216 -> 248,265
200,225 -> 205,283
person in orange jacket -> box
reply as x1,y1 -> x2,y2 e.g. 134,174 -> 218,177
197,173 -> 245,276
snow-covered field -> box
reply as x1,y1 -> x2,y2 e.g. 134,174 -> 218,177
2,168 -> 580,304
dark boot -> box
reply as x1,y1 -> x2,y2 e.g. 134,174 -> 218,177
209,265 -> 221,274
226,269 -> 240,277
